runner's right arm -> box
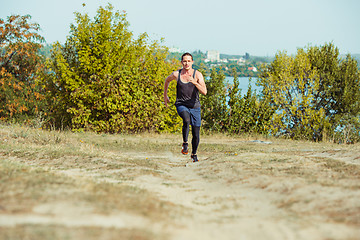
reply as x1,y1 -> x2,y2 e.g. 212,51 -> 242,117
164,71 -> 178,107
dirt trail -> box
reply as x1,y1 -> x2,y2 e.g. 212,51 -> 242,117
1,138 -> 360,240
124,150 -> 359,240
132,152 -> 292,240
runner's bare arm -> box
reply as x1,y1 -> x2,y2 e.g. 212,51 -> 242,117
163,71 -> 178,107
190,71 -> 207,95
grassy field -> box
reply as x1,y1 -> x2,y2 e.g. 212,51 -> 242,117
0,123 -> 359,240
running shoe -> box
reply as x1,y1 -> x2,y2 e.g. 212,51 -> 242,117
181,143 -> 189,155
191,154 -> 198,162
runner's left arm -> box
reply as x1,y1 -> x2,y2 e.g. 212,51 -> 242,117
190,72 -> 207,95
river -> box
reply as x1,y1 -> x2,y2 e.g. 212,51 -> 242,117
224,76 -> 262,95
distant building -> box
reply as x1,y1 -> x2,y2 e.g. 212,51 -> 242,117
169,47 -> 181,53
228,57 -> 246,65
238,58 -> 246,64
206,50 -> 220,62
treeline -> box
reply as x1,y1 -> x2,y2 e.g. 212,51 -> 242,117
1,4 -> 359,143
202,44 -> 360,143
1,5 -> 182,133
167,51 -> 270,77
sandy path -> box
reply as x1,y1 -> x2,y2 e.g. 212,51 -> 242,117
1,140 -> 360,240
123,150 -> 360,240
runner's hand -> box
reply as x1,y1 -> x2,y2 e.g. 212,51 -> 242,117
188,76 -> 197,85
164,96 -> 170,107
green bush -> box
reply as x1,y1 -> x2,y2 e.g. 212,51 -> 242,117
258,43 -> 360,142
44,4 -> 180,133
201,69 -> 228,132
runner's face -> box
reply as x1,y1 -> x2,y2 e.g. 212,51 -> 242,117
181,56 -> 193,70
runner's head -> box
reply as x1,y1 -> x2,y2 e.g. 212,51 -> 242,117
181,52 -> 193,61
181,53 -> 194,70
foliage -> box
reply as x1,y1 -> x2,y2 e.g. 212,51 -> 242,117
166,50 -> 206,70
45,4 -> 179,133
227,69 -> 274,134
38,43 -> 52,59
227,68 -> 243,133
0,15 -> 46,121
307,44 -> 360,142
201,68 -> 228,131
168,51 -> 270,77
258,43 -> 360,142
199,67 -> 274,134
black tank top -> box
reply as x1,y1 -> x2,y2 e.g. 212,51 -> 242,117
175,69 -> 201,108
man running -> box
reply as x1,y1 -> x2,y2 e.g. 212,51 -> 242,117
163,52 -> 207,162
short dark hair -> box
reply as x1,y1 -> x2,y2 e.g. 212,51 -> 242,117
181,52 -> 193,61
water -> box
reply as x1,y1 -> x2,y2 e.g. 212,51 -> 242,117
225,76 -> 262,95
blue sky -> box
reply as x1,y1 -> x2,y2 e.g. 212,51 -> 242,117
1,0 -> 359,56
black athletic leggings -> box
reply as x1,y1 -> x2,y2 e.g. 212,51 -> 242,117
179,110 -> 200,155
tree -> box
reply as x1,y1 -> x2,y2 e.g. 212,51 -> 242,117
227,68 -> 243,133
258,43 -> 360,142
228,69 -> 274,134
201,68 -> 228,131
307,44 -> 360,141
46,4 -> 179,132
0,15 -> 45,121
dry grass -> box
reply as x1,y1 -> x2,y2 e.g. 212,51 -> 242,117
197,137 -> 360,226
0,225 -> 163,240
0,124 -> 181,239
1,123 -> 360,239
0,157 -> 176,218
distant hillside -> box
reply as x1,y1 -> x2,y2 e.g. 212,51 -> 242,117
220,53 -> 244,59
220,53 -> 274,63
